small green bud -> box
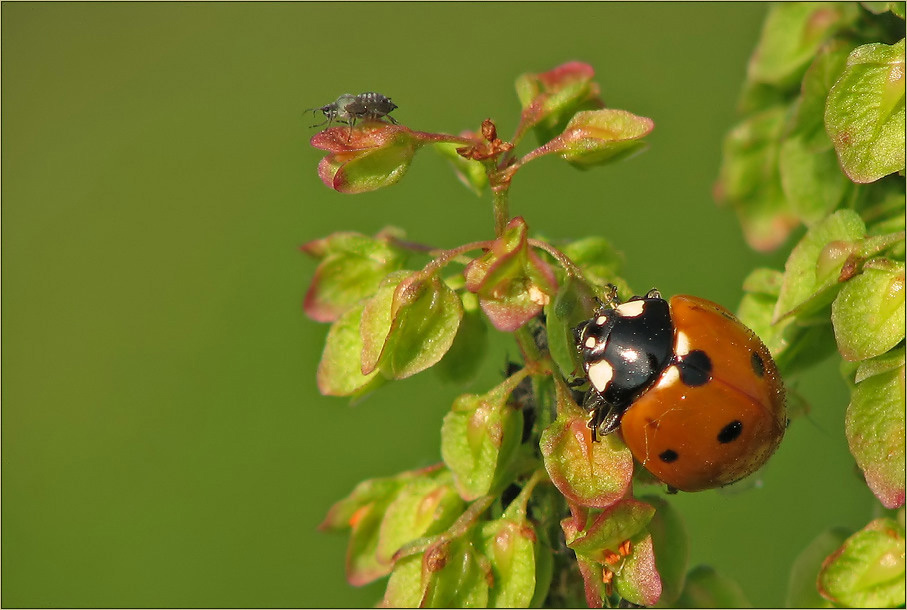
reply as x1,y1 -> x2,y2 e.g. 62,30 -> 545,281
464,217 -> 557,332
818,517 -> 906,607
441,373 -> 526,500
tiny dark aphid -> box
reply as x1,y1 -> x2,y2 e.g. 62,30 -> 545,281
305,92 -> 398,131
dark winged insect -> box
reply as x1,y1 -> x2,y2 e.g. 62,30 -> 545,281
305,92 -> 399,136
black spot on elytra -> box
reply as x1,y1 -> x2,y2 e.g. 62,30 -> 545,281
717,420 -> 743,444
751,351 -> 765,377
659,449 -> 679,463
676,349 -> 712,386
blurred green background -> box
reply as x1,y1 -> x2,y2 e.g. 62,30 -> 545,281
2,3 -> 879,607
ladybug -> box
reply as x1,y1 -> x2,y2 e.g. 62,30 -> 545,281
574,288 -> 786,492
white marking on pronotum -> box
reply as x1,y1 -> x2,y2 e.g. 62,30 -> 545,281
587,360 -> 614,393
617,300 -> 645,317
584,336 -> 597,349
675,330 -> 691,356
595,315 -> 608,325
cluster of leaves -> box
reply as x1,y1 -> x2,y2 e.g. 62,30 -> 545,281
304,63 -> 722,607
715,2 -> 905,606
304,3 -> 906,604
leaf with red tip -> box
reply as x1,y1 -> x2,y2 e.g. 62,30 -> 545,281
464,217 -> 557,332
566,499 -> 656,558
845,362 -> 905,508
818,517 -> 906,607
312,123 -> 419,194
574,553 -> 609,608
301,231 -> 408,322
615,534 -> 663,607
515,61 -> 605,145
523,109 -> 654,169
540,383 -> 633,508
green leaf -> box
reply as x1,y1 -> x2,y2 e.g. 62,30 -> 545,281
522,109 -> 654,169
747,2 -> 858,89
529,531 -> 554,608
540,384 -> 634,508
818,518 -> 906,607
434,292 -> 488,385
433,141 -> 488,196
420,537 -> 491,607
360,270 -> 464,379
477,518 -> 539,608
565,499 -> 656,557
544,276 -> 598,381
676,565 -> 752,608
861,1 -> 907,18
779,135 -> 849,225
441,373 -> 526,501
825,39 -> 906,183
738,269 -> 839,378
786,526 -> 852,608
316,302 -> 384,397
790,40 -> 853,149
301,231 -> 408,322
382,553 -> 425,607
855,348 -> 906,383
560,236 -> 625,287
716,106 -> 800,252
845,364 -> 906,508
832,261 -> 906,361
773,209 -> 867,322
642,495 -> 689,606
376,473 -> 465,565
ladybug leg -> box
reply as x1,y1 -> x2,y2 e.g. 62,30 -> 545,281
583,393 -> 622,442
592,284 -> 621,314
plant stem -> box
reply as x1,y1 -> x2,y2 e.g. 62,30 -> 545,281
492,183 -> 510,236
527,238 -> 587,279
